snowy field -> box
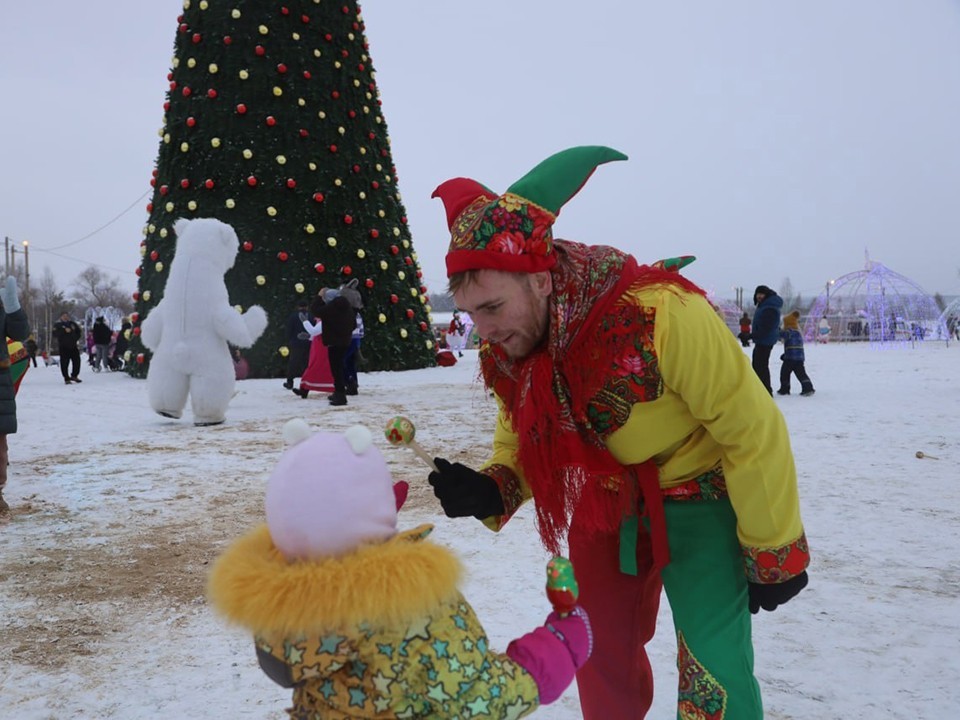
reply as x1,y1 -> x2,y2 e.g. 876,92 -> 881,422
2,341 -> 958,719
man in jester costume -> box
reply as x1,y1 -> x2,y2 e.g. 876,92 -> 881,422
428,146 -> 810,719
207,421 -> 593,718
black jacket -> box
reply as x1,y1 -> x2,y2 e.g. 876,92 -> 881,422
310,296 -> 355,348
92,320 -> 112,345
53,320 -> 82,350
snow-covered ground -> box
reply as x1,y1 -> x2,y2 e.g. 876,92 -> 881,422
2,341 -> 958,719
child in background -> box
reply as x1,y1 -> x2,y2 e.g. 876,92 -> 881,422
208,421 -> 592,718
778,310 -> 815,396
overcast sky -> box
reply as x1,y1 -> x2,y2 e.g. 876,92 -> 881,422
2,0 -> 959,304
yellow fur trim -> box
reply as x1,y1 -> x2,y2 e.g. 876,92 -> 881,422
207,524 -> 463,636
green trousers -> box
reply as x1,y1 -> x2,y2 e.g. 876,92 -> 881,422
661,497 -> 763,719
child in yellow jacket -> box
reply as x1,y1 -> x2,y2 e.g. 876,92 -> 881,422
208,421 -> 592,718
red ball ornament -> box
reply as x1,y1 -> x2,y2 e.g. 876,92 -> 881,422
313,192 -> 324,203
207,88 -> 218,99
280,6 -> 289,15
420,285 -> 428,294
401,216 -> 408,224
358,63 -> 365,72
152,169 -> 158,177
369,229 -> 379,239
301,14 -> 310,23
380,149 -> 388,157
406,309 -> 414,319
341,49 -> 349,58
331,90 -> 340,99
343,214 -> 353,225
390,245 -> 399,255
265,115 -> 276,126
302,70 -> 311,79
286,178 -> 296,189
404,256 -> 413,266
145,203 -> 153,213
136,353 -> 145,364
223,35 -> 232,45
180,179 -> 190,189
191,33 -> 202,44
277,251 -> 289,261
247,175 -> 258,186
255,45 -> 266,56
149,178 -> 156,187
163,101 -> 170,111
324,33 -> 332,42
342,266 -> 352,275
390,294 -> 398,304
329,145 -> 338,153
169,81 -> 177,91
179,23 -> 188,33
242,241 -> 254,251
276,63 -> 287,74
131,312 -> 139,323
167,72 -> 173,81
204,179 -> 215,189
150,250 -> 159,261
420,322 -> 428,331
236,103 -> 247,114
368,132 -> 375,140
182,86 -> 192,97
352,164 -> 360,173
135,267 -> 142,276
132,291 -> 140,301
348,110 -> 356,119
314,263 -> 325,273
159,185 -> 169,195
299,128 -> 309,138
133,326 -> 141,336
364,278 -> 374,288
371,181 -> 379,190
341,5 -> 349,13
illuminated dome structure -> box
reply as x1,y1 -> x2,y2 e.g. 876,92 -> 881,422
937,296 -> 960,340
803,258 -> 946,345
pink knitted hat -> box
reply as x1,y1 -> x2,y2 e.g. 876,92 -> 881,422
265,421 -> 398,560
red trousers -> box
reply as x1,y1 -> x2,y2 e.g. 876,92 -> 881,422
570,517 -> 662,719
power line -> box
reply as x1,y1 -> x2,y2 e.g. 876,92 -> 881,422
39,190 -> 149,252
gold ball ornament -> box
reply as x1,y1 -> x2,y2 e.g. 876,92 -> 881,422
243,148 -> 253,159
225,199 -> 236,209
231,9 -> 241,19
165,202 -> 174,212
159,228 -> 168,238
143,291 -> 152,301
279,346 -> 290,357
259,24 -> 269,35
187,58 -> 197,69
187,200 -> 197,211
380,260 -> 388,270
273,86 -> 283,97
239,69 -> 249,80
398,271 -> 406,280
426,340 -> 434,350
276,155 -> 287,165
400,329 -> 408,339
267,206 -> 277,217
155,262 -> 164,272
180,142 -> 189,152
256,275 -> 266,286
356,249 -> 366,259
378,313 -> 387,323
326,236 -> 337,247
211,137 -> 221,148
294,283 -> 305,293
208,63 -> 218,74
305,223 -> 315,234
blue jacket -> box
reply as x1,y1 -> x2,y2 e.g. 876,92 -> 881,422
751,294 -> 783,346
779,327 -> 805,362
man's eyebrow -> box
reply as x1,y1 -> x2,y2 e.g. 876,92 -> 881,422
472,298 -> 501,312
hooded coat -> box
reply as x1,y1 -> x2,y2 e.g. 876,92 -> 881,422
751,292 -> 784,347
208,524 -> 541,719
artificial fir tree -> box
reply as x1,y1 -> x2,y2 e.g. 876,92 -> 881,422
126,0 -> 436,377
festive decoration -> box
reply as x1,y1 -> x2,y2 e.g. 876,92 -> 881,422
130,1 -> 434,378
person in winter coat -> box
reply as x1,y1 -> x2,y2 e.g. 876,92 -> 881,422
309,289 -> 355,406
750,285 -> 784,395
53,312 -> 83,384
25,335 -> 38,368
738,311 -> 751,347
111,319 -> 131,370
778,311 -> 815,396
337,278 -> 365,396
283,300 -> 312,393
427,146 -> 809,720
0,276 -> 31,513
91,316 -> 112,372
208,421 -> 592,719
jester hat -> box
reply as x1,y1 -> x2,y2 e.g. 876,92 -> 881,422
432,146 -> 628,277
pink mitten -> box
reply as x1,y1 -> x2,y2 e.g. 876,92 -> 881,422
506,607 -> 592,704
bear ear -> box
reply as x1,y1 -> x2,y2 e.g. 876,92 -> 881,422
173,218 -> 190,238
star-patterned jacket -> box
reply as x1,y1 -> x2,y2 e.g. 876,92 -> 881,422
208,523 -> 541,719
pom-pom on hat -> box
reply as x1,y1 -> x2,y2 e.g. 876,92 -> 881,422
432,146 -> 628,277
783,310 -> 801,329
265,420 -> 398,561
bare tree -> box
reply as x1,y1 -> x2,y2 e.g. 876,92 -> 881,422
71,266 -> 134,314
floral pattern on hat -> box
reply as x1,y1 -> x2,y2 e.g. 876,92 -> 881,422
450,193 -> 556,261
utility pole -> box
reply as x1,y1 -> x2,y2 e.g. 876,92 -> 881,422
22,240 -> 30,321
3,236 -> 8,276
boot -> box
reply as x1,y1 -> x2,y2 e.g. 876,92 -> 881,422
328,392 -> 347,406
0,489 -> 8,513
345,382 -> 358,396
71,376 -> 82,383
800,387 -> 815,396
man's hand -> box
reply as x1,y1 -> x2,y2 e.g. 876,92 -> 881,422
428,458 -> 505,519
748,571 -> 808,614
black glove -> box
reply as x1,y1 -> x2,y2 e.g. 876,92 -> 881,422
428,458 -> 505,519
748,571 -> 808,614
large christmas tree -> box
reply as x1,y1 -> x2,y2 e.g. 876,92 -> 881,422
126,0 -> 436,377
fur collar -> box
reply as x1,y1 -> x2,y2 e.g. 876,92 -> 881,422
207,524 -> 462,637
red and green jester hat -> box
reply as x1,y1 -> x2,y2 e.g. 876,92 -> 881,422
432,146 -> 706,571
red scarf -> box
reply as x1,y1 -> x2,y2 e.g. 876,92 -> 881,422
480,241 -> 704,559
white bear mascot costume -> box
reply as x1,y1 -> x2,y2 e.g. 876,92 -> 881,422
140,218 -> 268,426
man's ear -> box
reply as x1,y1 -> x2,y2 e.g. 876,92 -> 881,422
530,270 -> 552,298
